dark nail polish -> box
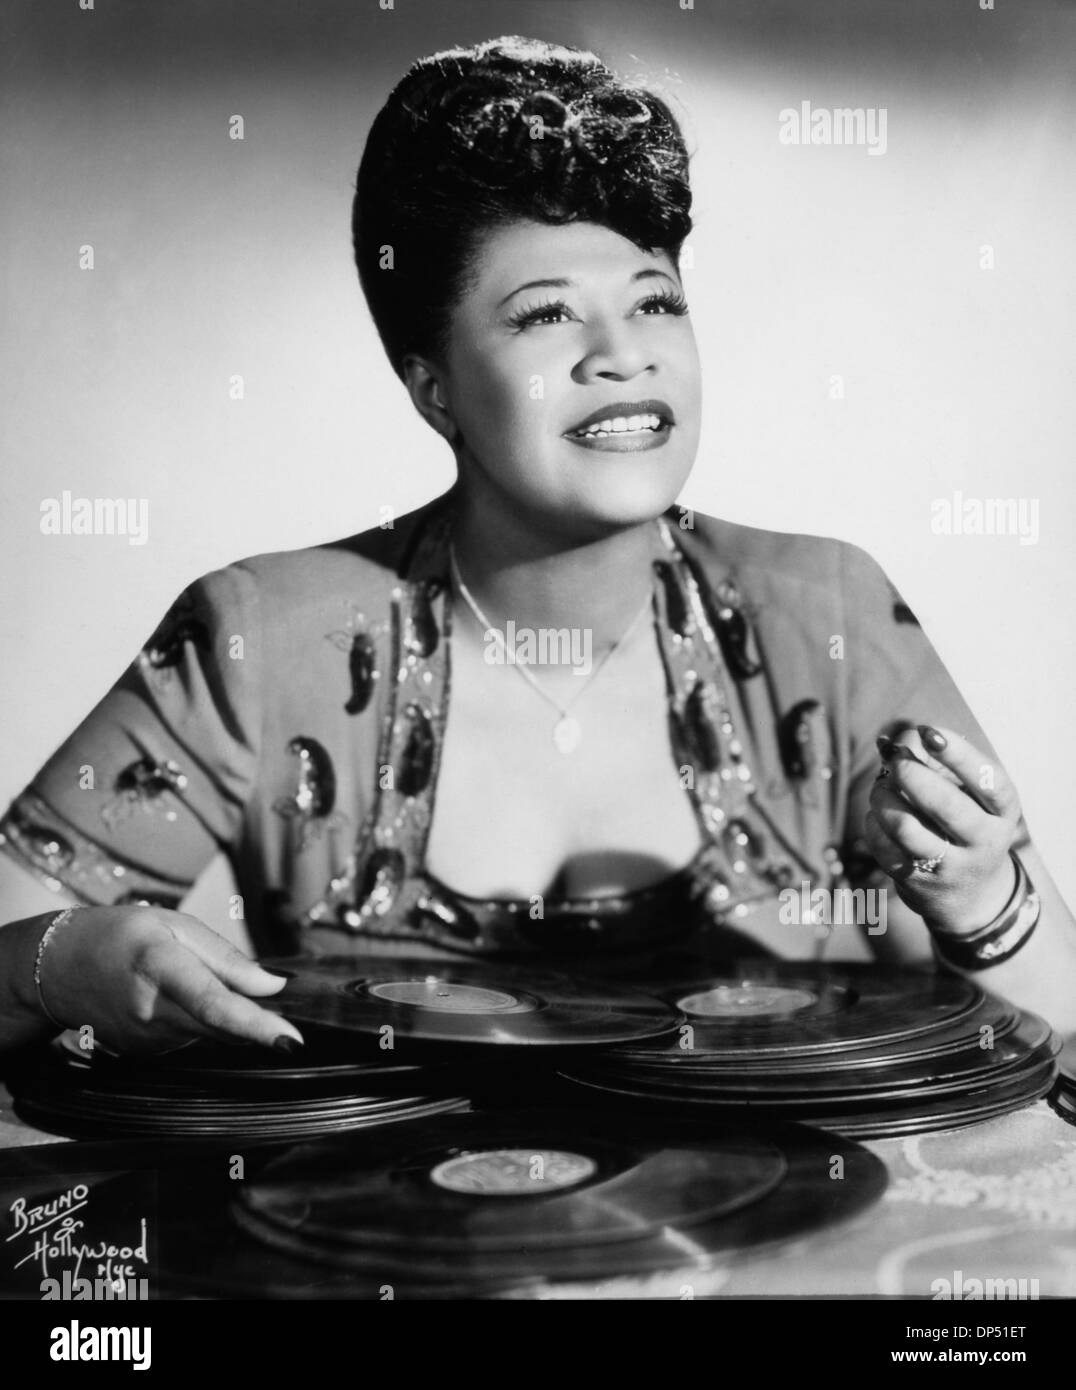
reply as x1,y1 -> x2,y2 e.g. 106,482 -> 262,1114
261,969 -> 292,980
918,725 -> 947,752
272,1035 -> 302,1054
876,734 -> 895,759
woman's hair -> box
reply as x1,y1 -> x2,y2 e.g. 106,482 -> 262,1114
353,35 -> 693,380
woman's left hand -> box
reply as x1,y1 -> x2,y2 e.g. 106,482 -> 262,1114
863,724 -> 1022,936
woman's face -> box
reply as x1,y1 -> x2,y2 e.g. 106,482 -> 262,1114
437,219 -> 701,536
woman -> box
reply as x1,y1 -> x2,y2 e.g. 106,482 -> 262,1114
1,35 -> 1074,1056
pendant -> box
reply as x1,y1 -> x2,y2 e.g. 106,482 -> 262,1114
552,715 -> 582,754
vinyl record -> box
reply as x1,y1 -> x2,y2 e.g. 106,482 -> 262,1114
6,1031 -> 472,1143
583,1012 -> 1056,1101
824,1055 -> 1060,1138
613,962 -> 984,1058
617,992 -> 1019,1074
52,1022 -> 435,1090
54,1028 -> 433,1089
236,1110 -> 786,1252
11,1089 -> 471,1143
1048,1038 -> 1076,1127
0,1123 -> 888,1300
561,1047 -> 1058,1140
260,955 -> 683,1048
229,1109 -> 887,1290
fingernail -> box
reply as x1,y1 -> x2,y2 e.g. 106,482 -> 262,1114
272,1035 -> 303,1054
876,734 -> 895,759
261,969 -> 292,980
918,725 -> 947,752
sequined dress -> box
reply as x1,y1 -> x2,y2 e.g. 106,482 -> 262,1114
0,491 -> 1020,973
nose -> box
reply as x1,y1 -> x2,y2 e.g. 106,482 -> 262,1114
571,316 -> 656,385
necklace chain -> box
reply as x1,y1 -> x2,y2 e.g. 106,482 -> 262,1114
447,543 -> 652,751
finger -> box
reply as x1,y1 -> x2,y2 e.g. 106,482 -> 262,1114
137,939 -> 303,1048
126,997 -> 226,1050
912,725 -> 1019,818
863,808 -> 912,879
868,779 -> 951,860
163,915 -> 291,998
878,755 -> 987,846
884,726 -> 961,784
92,1002 -> 206,1056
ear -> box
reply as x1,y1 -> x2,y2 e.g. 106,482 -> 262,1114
401,354 -> 457,445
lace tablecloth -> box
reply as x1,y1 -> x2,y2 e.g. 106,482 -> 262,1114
2,1085 -> 1073,1298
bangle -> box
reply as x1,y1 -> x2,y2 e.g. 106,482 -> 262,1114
928,852 -> 1040,972
33,906 -> 80,1030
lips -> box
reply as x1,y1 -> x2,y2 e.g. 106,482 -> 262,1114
563,398 -> 676,454
564,398 -> 675,437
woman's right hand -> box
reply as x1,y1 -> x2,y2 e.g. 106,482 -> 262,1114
36,905 -> 304,1055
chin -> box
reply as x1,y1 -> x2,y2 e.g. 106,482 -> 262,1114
577,459 -> 695,529
549,476 -> 690,540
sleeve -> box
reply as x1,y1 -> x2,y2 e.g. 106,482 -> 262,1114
0,564 -> 262,909
837,541 -> 1030,882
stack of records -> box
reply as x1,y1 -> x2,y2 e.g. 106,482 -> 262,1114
6,1024 -> 470,1142
226,1108 -> 888,1295
1050,1038 -> 1076,1126
558,963 -> 1059,1139
5,958 -> 683,1144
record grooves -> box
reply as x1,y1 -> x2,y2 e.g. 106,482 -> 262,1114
261,955 -> 683,1048
227,1111 -> 886,1291
4,1021 -> 472,1143
558,962 -> 1060,1138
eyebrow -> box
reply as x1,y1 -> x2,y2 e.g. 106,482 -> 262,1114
496,267 -> 674,308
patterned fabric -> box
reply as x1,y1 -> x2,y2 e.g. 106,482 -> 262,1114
0,489 -> 1025,966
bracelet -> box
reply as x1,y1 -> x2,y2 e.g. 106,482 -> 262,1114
33,906 -> 80,1030
929,852 -> 1040,972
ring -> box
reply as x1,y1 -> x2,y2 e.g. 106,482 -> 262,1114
911,837 -> 949,875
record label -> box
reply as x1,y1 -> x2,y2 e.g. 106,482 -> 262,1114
430,1150 -> 597,1196
678,984 -> 819,1018
366,981 -> 531,1013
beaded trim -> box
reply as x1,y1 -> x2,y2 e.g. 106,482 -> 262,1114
0,791 -> 190,908
298,509 -> 821,954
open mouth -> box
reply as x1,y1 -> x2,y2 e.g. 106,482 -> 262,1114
568,412 -> 668,440
564,400 -> 675,453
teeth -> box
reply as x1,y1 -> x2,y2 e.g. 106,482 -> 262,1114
573,412 -> 665,438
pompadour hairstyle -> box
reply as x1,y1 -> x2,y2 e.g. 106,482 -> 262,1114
353,35 -> 693,379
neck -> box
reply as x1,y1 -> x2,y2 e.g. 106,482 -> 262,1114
449,482 -> 659,646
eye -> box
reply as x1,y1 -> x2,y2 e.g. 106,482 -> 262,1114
635,289 -> 689,316
506,298 -> 574,331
